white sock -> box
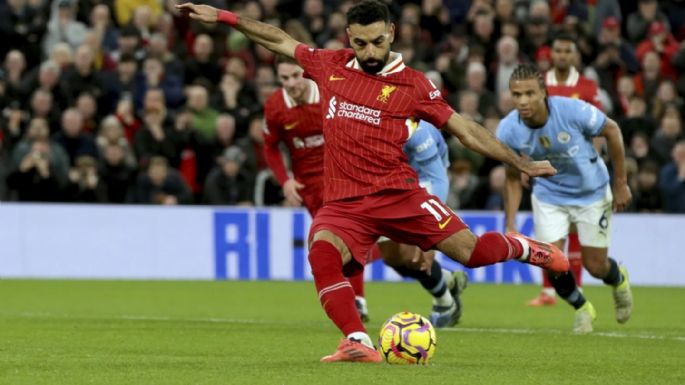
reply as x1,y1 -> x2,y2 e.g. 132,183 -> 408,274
355,296 -> 368,314
433,275 -> 455,307
433,289 -> 454,307
511,235 -> 530,261
347,332 -> 373,348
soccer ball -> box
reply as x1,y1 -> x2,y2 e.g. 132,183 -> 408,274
377,311 -> 436,364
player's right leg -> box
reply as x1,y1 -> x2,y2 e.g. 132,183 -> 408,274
378,188 -> 569,273
436,229 -> 569,273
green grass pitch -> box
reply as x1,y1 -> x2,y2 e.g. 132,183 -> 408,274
0,280 -> 683,385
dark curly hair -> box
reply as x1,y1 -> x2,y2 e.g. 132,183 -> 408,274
346,0 -> 390,26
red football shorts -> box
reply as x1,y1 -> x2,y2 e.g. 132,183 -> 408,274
300,179 -> 324,217
309,188 -> 468,269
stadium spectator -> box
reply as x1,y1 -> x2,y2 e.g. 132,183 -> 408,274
99,140 -> 136,204
1,102 -> 29,156
587,0 -> 622,37
3,50 -> 27,102
595,16 -> 640,79
61,45 -> 107,112
52,108 -> 98,166
651,81 -> 682,120
114,0 -> 162,28
7,117 -> 69,201
106,53 -> 139,113
651,111 -> 683,163
628,131 -> 661,168
184,34 -> 222,88
636,21 -> 680,80
147,33 -> 184,80
634,160 -> 663,212
237,113 -> 267,176
626,0 -> 669,44
111,25 -> 146,64
28,89 -> 60,134
130,156 -> 191,204
65,155 -> 107,202
89,4 -> 119,53
96,115 -> 137,168
634,50 -> 665,104
113,97 -> 141,144
43,0 -> 87,57
204,146 -> 253,205
186,85 -> 219,140
493,35 -> 522,97
133,93 -> 184,168
0,0 -> 47,67
75,92 -> 99,133
659,140 -> 685,212
135,56 -> 184,110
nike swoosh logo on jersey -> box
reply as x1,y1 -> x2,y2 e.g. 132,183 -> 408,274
438,216 -> 452,229
284,122 -> 299,130
329,75 -> 345,81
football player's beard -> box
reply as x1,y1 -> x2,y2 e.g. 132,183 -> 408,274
360,52 -> 390,74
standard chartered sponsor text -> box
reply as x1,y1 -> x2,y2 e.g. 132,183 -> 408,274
338,101 -> 381,125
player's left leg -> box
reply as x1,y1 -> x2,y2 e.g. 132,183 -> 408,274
379,241 -> 468,328
575,187 -> 633,324
581,246 -> 632,324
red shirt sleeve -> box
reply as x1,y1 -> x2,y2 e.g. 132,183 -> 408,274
412,72 -> 455,129
263,101 -> 290,186
294,44 -> 335,84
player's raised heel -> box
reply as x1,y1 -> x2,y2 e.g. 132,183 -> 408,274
573,301 -> 597,334
613,266 -> 633,324
508,233 -> 570,274
320,338 -> 382,363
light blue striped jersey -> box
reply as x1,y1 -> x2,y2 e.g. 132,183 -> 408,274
404,120 -> 449,201
496,96 -> 609,205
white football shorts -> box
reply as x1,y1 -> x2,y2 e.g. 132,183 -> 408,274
531,186 -> 612,248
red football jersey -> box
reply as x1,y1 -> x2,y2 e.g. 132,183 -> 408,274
294,44 -> 454,202
545,67 -> 602,110
263,80 -> 324,186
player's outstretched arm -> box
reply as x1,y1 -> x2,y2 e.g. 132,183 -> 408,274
598,118 -> 632,211
503,166 -> 523,233
444,113 -> 557,178
176,3 -> 300,58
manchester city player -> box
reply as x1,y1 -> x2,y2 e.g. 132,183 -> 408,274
497,64 -> 633,333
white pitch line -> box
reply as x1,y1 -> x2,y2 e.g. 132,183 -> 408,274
440,326 -> 685,342
8,312 -> 685,343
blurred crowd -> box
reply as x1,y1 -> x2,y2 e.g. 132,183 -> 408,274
0,0 -> 684,212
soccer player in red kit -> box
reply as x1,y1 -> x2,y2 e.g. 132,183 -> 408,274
263,55 -> 466,327
262,55 -> 367,317
526,33 -> 604,307
178,0 -> 570,363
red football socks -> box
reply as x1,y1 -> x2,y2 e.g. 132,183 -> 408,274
465,232 -> 524,267
309,240 -> 365,336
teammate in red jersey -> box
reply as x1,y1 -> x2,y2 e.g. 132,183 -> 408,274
263,55 -> 326,216
526,33 -> 604,307
263,55 -> 466,327
178,0 -> 570,363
